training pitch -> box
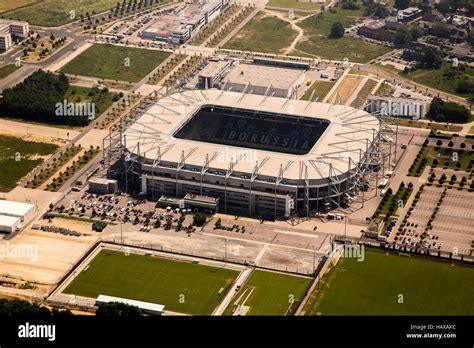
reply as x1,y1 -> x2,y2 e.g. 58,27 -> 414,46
64,250 -> 240,315
224,270 -> 312,315
304,249 -> 474,315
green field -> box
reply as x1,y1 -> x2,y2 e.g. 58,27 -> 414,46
296,6 -> 391,63
3,0 -> 118,26
266,0 -> 324,11
0,64 -> 20,80
62,45 -> 171,83
224,270 -> 312,316
300,80 -> 334,101
409,145 -> 473,176
64,250 -> 240,315
401,63 -> 474,99
0,135 -> 58,192
65,86 -> 116,119
304,249 -> 474,315
223,13 -> 298,54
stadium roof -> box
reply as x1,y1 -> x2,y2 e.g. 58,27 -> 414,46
0,200 -> 35,218
96,295 -> 165,314
123,90 -> 379,181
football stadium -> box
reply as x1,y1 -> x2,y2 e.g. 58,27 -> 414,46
104,89 -> 395,219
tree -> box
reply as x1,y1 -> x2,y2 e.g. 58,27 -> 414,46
409,26 -> 422,41
426,97 -> 470,123
394,26 -> 411,46
96,302 -> 142,317
455,79 -> 474,94
329,22 -> 345,39
420,48 -> 442,69
0,299 -> 72,318
468,31 -> 474,46
395,0 -> 410,9
193,214 -> 207,227
0,70 -> 90,126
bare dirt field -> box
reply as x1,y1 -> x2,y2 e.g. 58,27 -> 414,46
326,75 -> 364,105
0,228 -> 98,296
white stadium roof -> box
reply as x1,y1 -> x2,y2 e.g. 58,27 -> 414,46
123,90 -> 379,181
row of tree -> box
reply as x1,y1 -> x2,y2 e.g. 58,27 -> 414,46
0,298 -> 142,318
1,70 -> 88,126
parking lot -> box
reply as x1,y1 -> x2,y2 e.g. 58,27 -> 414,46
395,185 -> 473,255
101,3 -> 183,46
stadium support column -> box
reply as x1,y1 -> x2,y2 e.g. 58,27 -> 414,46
304,165 -> 309,219
176,150 -> 185,197
152,147 -> 161,201
275,164 -> 283,221
225,159 -> 235,214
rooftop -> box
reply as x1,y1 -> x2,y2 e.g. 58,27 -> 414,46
224,64 -> 305,90
0,200 -> 35,217
123,90 -> 379,181
198,60 -> 230,78
0,215 -> 20,227
96,295 -> 165,314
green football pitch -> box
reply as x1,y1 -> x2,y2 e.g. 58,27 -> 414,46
304,249 -> 474,315
64,250 -> 240,315
224,270 -> 312,316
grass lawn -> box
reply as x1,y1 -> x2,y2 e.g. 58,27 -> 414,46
409,145 -> 473,176
386,118 -> 463,133
65,86 -> 116,119
3,0 -> 118,26
300,80 -> 334,101
223,13 -> 297,54
266,0 -> 324,11
0,0 -> 41,13
0,64 -> 20,80
304,249 -> 474,315
375,184 -> 413,220
64,250 -> 240,315
0,135 -> 58,192
62,44 -> 171,83
400,63 -> 474,99
296,6 -> 390,63
224,270 -> 312,316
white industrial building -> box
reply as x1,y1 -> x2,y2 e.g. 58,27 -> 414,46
0,215 -> 21,233
0,200 -> 36,233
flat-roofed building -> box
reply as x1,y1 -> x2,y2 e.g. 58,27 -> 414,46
88,177 -> 118,194
223,63 -> 306,99
96,295 -> 165,315
0,200 -> 36,222
0,32 -> 12,51
0,19 -> 29,51
183,194 -> 219,213
198,60 -> 232,88
0,215 -> 21,233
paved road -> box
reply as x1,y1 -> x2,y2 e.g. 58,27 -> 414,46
212,267 -> 253,315
0,119 -> 79,140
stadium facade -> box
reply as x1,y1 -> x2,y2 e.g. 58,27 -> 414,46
104,89 -> 396,219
